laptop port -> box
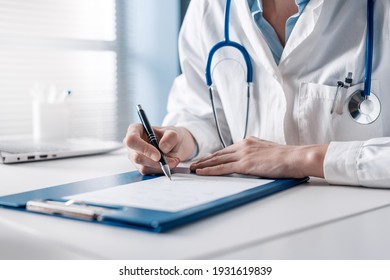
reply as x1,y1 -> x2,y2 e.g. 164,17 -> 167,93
39,155 -> 48,159
27,156 -> 35,160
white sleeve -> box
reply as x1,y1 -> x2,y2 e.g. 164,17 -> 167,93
324,138 -> 390,188
162,0 -> 225,159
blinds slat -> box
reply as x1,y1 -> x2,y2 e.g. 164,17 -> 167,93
0,0 -> 118,140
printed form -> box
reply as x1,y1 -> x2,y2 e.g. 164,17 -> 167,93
66,173 -> 272,212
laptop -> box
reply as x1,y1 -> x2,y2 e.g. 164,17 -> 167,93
0,137 -> 123,164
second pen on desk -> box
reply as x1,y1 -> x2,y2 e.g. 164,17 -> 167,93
136,104 -> 172,180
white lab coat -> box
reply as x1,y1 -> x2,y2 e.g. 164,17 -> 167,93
163,0 -> 390,188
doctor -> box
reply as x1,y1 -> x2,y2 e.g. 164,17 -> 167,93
124,0 -> 390,188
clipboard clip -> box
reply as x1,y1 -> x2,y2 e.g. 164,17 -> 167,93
26,199 -> 118,221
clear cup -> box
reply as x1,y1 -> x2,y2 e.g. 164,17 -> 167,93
32,101 -> 69,142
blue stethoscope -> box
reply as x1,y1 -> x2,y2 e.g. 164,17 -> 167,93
348,0 -> 381,125
205,0 -> 380,148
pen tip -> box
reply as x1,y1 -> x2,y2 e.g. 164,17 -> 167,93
161,164 -> 172,181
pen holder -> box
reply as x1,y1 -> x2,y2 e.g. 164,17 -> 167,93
32,101 -> 69,142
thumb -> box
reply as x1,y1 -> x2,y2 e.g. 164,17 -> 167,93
157,129 -> 180,155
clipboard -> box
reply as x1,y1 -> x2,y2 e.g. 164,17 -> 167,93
0,169 -> 309,232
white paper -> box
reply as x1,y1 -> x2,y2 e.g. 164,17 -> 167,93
65,173 -> 273,212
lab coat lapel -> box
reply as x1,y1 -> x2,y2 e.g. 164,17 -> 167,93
280,0 -> 325,63
235,0 -> 281,81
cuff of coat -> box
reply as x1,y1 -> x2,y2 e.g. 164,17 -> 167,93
323,141 -> 364,186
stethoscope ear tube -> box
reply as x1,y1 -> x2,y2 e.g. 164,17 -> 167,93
205,0 -> 253,148
205,0 -> 253,87
209,87 -> 227,148
208,83 -> 251,148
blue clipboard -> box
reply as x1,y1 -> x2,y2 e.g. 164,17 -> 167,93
0,169 -> 308,232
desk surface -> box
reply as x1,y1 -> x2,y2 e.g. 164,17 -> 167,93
1,149 -> 390,259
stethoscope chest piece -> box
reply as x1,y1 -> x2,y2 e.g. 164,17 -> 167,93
348,90 -> 381,124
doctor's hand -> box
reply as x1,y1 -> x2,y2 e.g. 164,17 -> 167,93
123,124 -> 196,175
190,137 -> 328,179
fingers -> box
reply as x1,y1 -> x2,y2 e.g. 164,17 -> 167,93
129,150 -> 180,175
191,137 -> 267,171
189,138 -> 262,175
190,142 -> 240,167
190,152 -> 237,173
157,129 -> 179,155
195,162 -> 237,176
155,126 -> 197,161
123,124 -> 160,161
124,123 -> 181,175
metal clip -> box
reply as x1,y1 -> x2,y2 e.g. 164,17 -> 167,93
26,199 -> 117,221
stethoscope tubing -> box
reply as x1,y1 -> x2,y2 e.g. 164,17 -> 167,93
363,0 -> 374,98
205,0 -> 253,87
206,0 -> 378,146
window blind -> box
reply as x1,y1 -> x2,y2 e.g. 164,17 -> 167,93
0,0 -> 119,140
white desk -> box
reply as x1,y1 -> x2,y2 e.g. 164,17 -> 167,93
216,203 -> 390,259
1,149 -> 390,259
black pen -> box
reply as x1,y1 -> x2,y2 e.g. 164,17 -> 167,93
136,104 -> 172,180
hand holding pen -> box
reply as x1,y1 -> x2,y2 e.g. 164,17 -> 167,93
123,105 -> 197,177
136,105 -> 172,180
